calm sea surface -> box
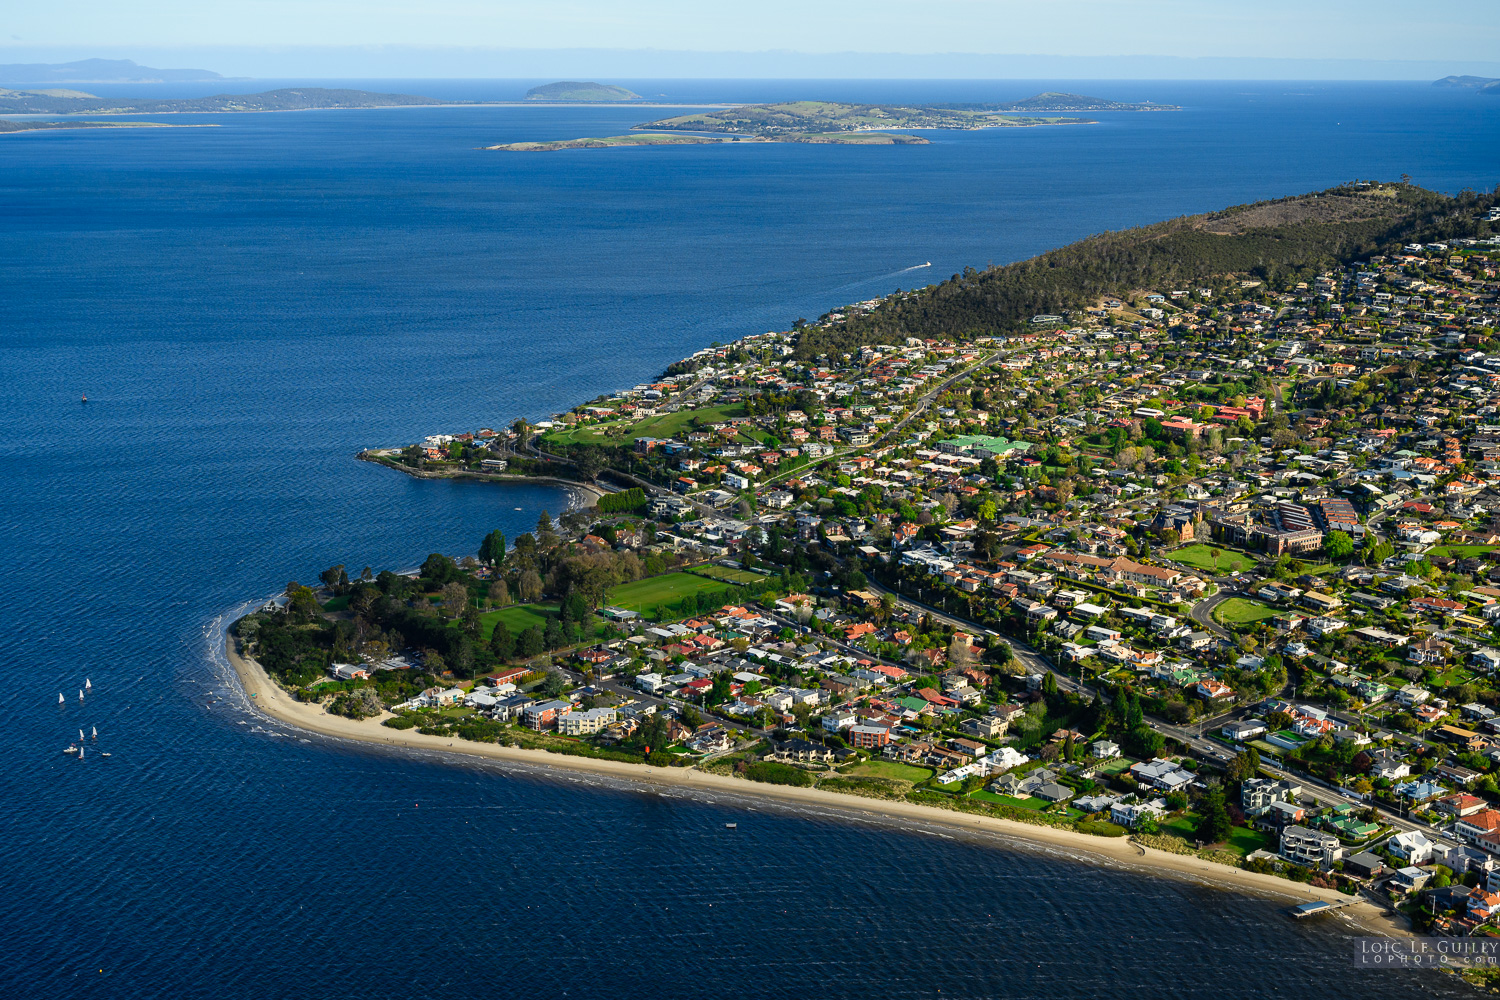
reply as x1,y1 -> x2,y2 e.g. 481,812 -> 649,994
2,81 -> 1495,998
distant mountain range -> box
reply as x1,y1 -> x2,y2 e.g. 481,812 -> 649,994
524,81 -> 641,102
0,58 -> 223,85
0,87 -> 447,115
1433,75 -> 1500,94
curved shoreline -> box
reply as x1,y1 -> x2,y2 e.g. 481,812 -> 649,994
223,630 -> 1407,936
355,451 -> 609,503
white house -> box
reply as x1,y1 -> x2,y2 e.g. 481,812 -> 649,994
1387,830 -> 1436,865
1111,798 -> 1167,829
822,710 -> 857,733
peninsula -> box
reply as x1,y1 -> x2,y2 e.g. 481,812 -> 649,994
0,118 -> 196,133
0,87 -> 453,116
636,100 -> 1089,135
486,131 -> 928,151
487,98 -> 1089,151
237,181 -> 1500,960
985,91 -> 1178,112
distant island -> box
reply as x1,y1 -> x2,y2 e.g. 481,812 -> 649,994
984,91 -> 1177,112
638,100 -> 1089,136
524,81 -> 641,102
0,87 -> 450,116
489,98 -> 1089,151
0,57 -> 223,85
1433,74 -> 1500,94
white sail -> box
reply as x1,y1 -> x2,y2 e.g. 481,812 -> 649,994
59,693 -> 65,704
79,730 -> 84,741
91,726 -> 97,738
85,678 -> 92,690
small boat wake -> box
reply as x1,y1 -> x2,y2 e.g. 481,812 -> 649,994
828,262 -> 933,295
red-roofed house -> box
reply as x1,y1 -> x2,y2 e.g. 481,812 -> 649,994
917,687 -> 959,708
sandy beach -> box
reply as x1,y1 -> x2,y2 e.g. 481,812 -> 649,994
225,634 -> 1408,936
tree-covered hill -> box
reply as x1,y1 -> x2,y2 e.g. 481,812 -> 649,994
795,182 -> 1497,359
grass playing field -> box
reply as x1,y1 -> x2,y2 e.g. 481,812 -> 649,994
1170,544 -> 1255,575
476,603 -> 558,639
1213,597 -> 1279,624
542,403 -> 755,448
693,565 -> 768,584
606,572 -> 734,614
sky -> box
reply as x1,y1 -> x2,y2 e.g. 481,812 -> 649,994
4,0 -> 1500,78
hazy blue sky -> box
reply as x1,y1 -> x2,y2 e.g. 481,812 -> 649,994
7,0 -> 1499,61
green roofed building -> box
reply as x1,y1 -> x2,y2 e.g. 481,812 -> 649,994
1326,815 -> 1380,841
936,435 -> 1031,459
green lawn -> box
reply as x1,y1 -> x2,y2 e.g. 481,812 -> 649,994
1431,544 -> 1498,559
1224,825 -> 1271,857
1160,815 -> 1200,841
1171,544 -> 1255,575
542,403 -> 752,448
477,603 -> 559,639
846,760 -> 934,784
1433,666 -> 1475,686
970,790 -> 1049,810
1093,756 -> 1136,775
694,565 -> 769,584
321,595 -> 349,612
606,572 -> 734,614
1214,597 -> 1279,624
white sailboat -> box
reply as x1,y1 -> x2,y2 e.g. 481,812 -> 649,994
78,745 -> 84,760
58,692 -> 65,705
85,678 -> 92,691
79,729 -> 85,742
91,726 -> 97,739
78,689 -> 84,701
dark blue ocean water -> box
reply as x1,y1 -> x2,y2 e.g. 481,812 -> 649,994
2,81 -> 1494,999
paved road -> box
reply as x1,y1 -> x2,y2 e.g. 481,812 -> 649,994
1152,715 -> 1431,837
865,578 -> 1444,841
862,578 -> 1096,700
869,351 -> 1000,449
1189,591 -> 1234,639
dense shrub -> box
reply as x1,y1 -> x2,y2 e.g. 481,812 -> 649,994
1074,819 -> 1128,838
744,761 -> 816,787
597,488 -> 646,514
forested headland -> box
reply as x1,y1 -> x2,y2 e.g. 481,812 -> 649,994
795,182 -> 1498,359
